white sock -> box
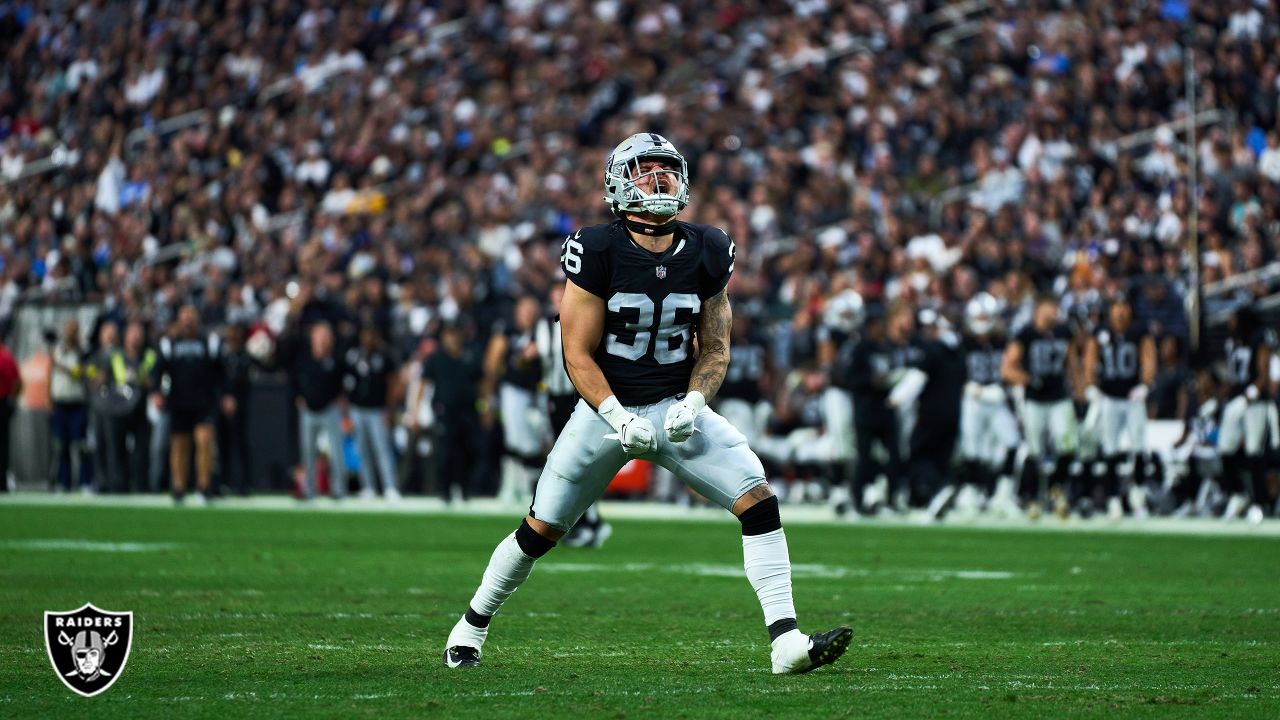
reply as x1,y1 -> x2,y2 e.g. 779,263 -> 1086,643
742,529 -> 797,627
468,532 -> 538,618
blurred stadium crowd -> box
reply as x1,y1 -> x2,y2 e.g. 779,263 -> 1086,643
0,1 -> 1278,519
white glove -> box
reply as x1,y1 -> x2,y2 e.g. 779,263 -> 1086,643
1128,384 -> 1149,403
598,395 -> 656,456
1246,384 -> 1260,401
887,368 -> 927,408
1085,385 -> 1101,403
663,391 -> 705,443
1011,385 -> 1025,406
979,383 -> 1006,404
964,381 -> 982,399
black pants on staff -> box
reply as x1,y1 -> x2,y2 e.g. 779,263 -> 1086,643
852,407 -> 902,511
106,406 -> 151,493
908,418 -> 958,506
434,409 -> 483,503
219,407 -> 252,495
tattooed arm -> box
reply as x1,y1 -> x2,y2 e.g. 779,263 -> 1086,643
688,289 -> 732,400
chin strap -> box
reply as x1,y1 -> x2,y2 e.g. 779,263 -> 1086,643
622,216 -> 679,236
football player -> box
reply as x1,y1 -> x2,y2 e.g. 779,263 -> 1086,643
958,293 -> 1020,516
537,279 -> 611,548
482,295 -> 545,507
443,134 -> 851,673
1081,295 -> 1156,520
1218,308 -> 1276,521
1002,295 -> 1080,518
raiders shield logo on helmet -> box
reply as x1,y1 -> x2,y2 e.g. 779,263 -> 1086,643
44,603 -> 133,697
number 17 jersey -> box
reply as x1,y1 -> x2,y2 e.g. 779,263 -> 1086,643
561,220 -> 736,406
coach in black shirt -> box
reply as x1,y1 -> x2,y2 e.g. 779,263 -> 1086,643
411,319 -> 485,503
293,321 -> 348,499
344,324 -> 401,500
154,305 -> 227,504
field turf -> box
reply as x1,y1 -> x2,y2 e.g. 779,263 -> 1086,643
0,501 -> 1277,718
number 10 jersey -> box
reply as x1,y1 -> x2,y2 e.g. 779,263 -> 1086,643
560,220 -> 736,406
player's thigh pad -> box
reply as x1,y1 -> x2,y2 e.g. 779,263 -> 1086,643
1098,395 -> 1125,456
1049,399 -> 1079,454
1125,398 -> 1147,453
499,384 -> 542,457
960,395 -> 984,460
1244,402 -> 1268,455
649,399 -> 766,510
1022,401 -> 1049,457
1218,395 -> 1247,454
530,398 -> 628,531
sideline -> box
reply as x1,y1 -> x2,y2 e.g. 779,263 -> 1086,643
1,492 -> 1278,538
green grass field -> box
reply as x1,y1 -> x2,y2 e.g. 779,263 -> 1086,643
0,501 -> 1278,719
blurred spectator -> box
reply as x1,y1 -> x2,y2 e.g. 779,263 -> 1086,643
87,321 -> 118,490
344,322 -> 401,500
0,339 -> 19,492
485,295 -> 543,506
413,320 -> 485,504
218,324 -> 254,496
154,305 -> 224,504
48,318 -> 93,492
100,320 -> 155,493
293,321 -> 347,500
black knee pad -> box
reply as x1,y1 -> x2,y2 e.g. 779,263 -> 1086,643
739,495 -> 782,536
515,518 -> 556,558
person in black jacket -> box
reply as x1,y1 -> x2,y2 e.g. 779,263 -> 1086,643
842,303 -> 904,515
906,310 -> 966,520
153,305 -> 228,505
293,321 -> 348,500
411,318 -> 486,504
344,323 -> 401,500
218,324 -> 254,496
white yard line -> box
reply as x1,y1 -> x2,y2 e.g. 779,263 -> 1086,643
0,538 -> 180,552
2,492 -> 1279,537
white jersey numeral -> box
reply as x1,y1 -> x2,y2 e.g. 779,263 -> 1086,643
606,292 -> 701,364
561,233 -> 584,274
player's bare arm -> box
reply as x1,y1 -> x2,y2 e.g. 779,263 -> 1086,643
688,288 -> 731,400
1140,335 -> 1157,389
1002,341 -> 1029,386
559,279 -> 615,408
1082,336 -> 1099,389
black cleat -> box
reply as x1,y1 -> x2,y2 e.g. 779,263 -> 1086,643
799,626 -> 853,673
443,646 -> 481,668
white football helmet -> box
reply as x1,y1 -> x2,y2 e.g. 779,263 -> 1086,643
603,133 -> 690,218
964,292 -> 1001,336
823,289 -> 865,334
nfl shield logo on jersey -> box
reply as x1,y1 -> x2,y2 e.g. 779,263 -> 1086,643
44,603 -> 133,697
655,265 -> 667,279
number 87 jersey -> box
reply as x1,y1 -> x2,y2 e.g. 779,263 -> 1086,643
560,220 -> 736,406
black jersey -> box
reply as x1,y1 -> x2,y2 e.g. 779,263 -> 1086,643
1095,325 -> 1146,399
963,334 -> 1005,386
1016,323 -> 1072,402
1224,330 -> 1268,397
720,332 -> 768,404
155,334 -> 224,410
561,220 -> 734,406
916,336 -> 965,421
501,325 -> 542,392
344,346 -> 397,409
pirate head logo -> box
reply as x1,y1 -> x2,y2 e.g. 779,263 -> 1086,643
44,603 -> 133,697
